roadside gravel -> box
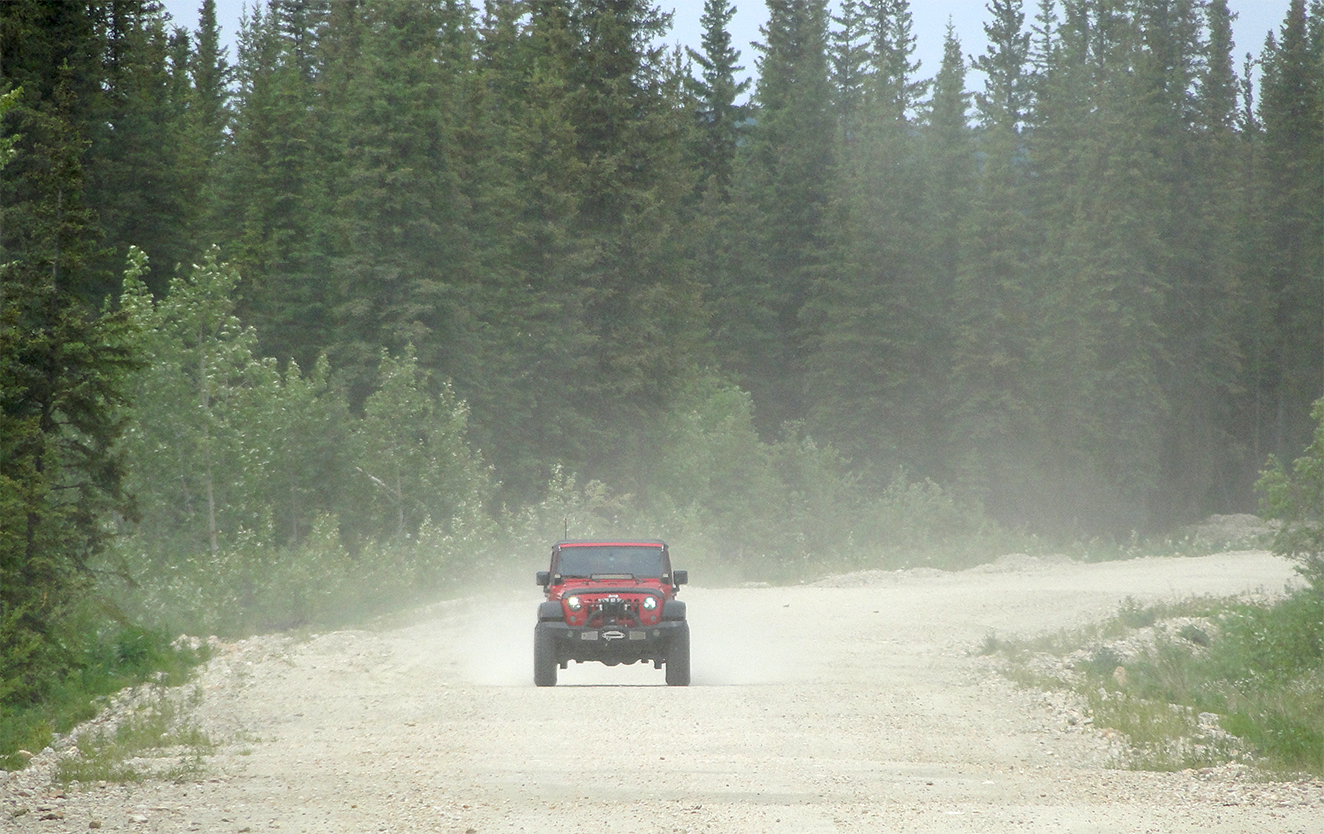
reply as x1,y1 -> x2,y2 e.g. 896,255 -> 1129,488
3,550 -> 1321,833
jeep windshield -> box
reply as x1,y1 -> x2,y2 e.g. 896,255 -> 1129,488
557,545 -> 665,579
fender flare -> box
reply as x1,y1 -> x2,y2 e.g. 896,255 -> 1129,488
537,601 -> 563,621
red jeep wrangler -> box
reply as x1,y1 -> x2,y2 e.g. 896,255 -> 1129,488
534,539 -> 690,686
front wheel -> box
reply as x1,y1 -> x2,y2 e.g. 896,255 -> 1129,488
664,624 -> 690,686
534,624 -> 557,687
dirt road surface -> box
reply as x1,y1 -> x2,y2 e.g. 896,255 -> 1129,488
5,551 -> 1323,833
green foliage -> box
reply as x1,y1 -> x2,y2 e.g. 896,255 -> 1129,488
0,621 -> 208,771
109,0 -> 1319,540
989,593 -> 1324,776
856,471 -> 1008,570
1259,398 -> 1324,594
119,246 -> 289,559
7,0 -> 1324,542
687,0 -> 749,197
736,0 -> 834,433
971,0 -> 1031,131
53,684 -> 212,785
487,375 -> 1019,584
0,77 -> 140,710
1254,1 -> 1324,467
83,4 -> 197,292
114,249 -> 497,636
346,347 -> 491,545
497,467 -> 635,558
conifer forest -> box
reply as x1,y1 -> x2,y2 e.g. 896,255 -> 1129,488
1,0 -> 1322,702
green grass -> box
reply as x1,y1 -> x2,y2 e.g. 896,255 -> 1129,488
53,684 -> 213,785
1,622 -> 209,772
986,592 -> 1324,776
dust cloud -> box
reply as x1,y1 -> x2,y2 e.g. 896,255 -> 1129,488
432,584 -> 810,687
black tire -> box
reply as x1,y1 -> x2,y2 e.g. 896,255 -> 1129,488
665,624 -> 690,686
534,624 -> 557,687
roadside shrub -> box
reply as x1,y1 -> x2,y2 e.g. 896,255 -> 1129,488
107,508 -> 503,637
0,614 -> 207,771
854,471 -> 1015,570
1258,397 -> 1324,596
631,375 -> 1023,580
987,592 -> 1324,776
1214,593 -> 1324,686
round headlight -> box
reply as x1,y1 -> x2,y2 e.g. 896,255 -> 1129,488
642,596 -> 658,610
566,596 -> 582,611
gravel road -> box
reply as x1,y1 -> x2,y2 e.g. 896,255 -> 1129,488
4,550 -> 1323,833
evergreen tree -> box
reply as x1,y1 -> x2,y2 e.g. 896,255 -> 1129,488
84,2 -> 194,295
179,0 -> 233,253
190,0 -> 231,150
732,0 -> 833,433
3,0 -> 1305,545
1016,0 -> 1238,530
913,22 -> 972,471
1255,0 -> 1324,464
456,0 -> 600,502
1,1 -> 109,300
557,0 -> 705,491
221,1 -> 332,370
865,0 -> 924,120
687,0 -> 749,197
270,0 -> 331,78
1198,0 -> 1238,134
972,0 -> 1031,133
802,15 -> 953,481
828,0 -> 869,140
0,81 -> 138,706
1148,0 -> 1247,522
322,0 -> 479,400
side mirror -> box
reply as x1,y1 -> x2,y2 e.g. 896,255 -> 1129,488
536,570 -> 550,587
672,570 -> 688,586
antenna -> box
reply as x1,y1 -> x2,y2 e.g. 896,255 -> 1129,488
563,515 -> 569,540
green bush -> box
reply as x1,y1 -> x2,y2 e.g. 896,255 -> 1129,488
989,592 -> 1324,776
1258,397 -> 1324,596
0,616 -> 207,770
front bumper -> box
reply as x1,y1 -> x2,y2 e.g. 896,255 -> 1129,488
537,620 -> 687,667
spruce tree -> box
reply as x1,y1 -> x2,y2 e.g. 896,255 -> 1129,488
803,6 -> 944,479
456,0 -> 600,502
828,0 -> 869,141
687,0 -> 749,198
181,0 -> 233,253
0,80 -> 137,706
972,0 -> 1031,133
864,0 -> 924,120
221,1 -> 332,371
84,3 -> 194,295
322,0 -> 479,399
1147,0 -> 1246,522
542,0 -> 704,493
735,0 -> 833,433
1256,0 -> 1324,463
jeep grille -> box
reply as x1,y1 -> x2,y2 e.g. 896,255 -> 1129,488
587,596 -> 640,628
